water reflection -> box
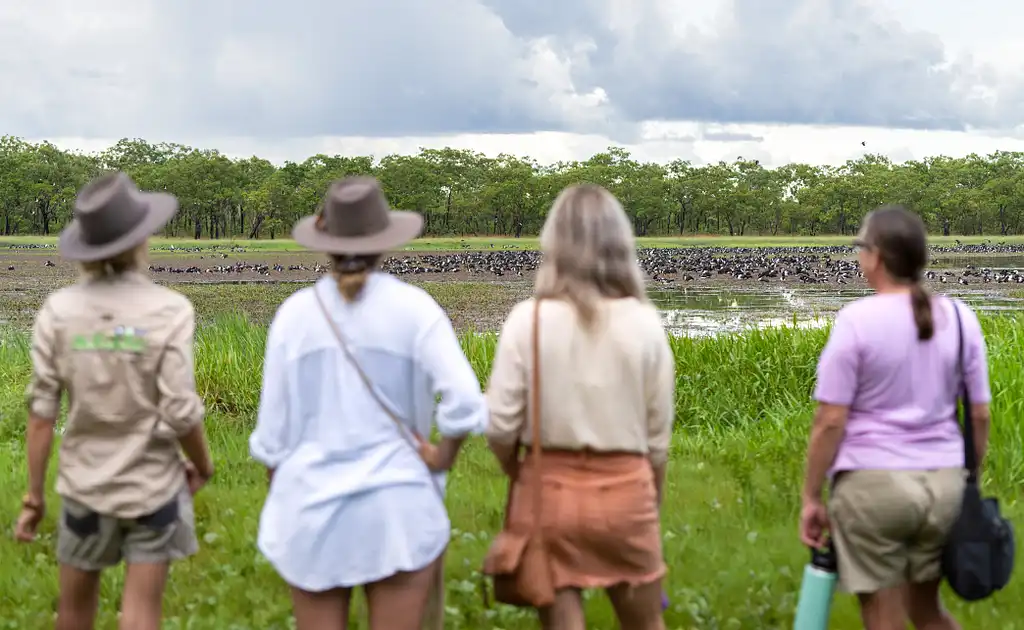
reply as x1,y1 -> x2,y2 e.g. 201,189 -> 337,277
651,287 -> 1024,337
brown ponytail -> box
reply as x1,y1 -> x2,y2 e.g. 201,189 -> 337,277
860,205 -> 933,341
909,281 -> 934,340
331,254 -> 380,302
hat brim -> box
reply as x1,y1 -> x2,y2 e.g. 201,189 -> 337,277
291,211 -> 424,255
58,192 -> 179,263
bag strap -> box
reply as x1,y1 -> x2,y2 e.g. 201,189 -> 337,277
498,299 -> 543,531
313,284 -> 444,499
951,298 -> 978,482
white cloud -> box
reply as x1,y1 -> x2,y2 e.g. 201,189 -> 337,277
5,0 -> 1024,168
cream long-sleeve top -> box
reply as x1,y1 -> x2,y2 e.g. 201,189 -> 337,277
249,274 -> 488,591
485,297 -> 675,466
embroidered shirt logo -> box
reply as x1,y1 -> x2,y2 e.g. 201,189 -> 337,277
71,326 -> 148,353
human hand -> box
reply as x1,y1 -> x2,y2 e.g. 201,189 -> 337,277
417,437 -> 448,472
184,461 -> 213,495
14,496 -> 44,543
799,497 -> 830,548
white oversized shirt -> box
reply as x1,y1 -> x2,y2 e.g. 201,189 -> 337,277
249,274 -> 488,590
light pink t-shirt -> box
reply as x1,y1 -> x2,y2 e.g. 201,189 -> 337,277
814,295 -> 991,474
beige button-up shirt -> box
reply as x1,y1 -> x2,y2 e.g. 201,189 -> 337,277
26,272 -> 205,518
485,297 -> 675,466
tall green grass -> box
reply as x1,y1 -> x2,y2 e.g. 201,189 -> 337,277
0,316 -> 1023,628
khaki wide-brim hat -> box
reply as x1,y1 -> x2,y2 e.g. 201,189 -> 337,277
59,172 -> 178,262
293,176 -> 423,255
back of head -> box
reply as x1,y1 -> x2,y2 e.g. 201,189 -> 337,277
79,242 -> 149,281
294,175 -> 423,303
860,204 -> 933,340
332,254 -> 380,301
534,184 -> 647,326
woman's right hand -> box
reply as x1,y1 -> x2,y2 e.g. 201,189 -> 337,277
799,498 -> 830,548
184,461 -> 213,495
14,496 -> 44,543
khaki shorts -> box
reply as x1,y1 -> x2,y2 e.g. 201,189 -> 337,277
829,468 -> 965,594
57,486 -> 198,571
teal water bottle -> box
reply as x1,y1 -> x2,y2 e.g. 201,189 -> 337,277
793,542 -> 837,630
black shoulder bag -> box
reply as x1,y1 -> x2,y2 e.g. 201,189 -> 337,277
942,299 -> 1015,601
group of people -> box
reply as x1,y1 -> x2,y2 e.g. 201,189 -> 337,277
12,171 -> 990,630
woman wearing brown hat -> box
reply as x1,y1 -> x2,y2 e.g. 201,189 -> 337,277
249,176 -> 488,630
15,172 -> 216,629
485,184 -> 674,629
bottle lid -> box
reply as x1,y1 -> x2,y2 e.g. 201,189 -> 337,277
810,541 -> 837,572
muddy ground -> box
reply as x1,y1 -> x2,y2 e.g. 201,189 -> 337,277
0,250 -> 1020,332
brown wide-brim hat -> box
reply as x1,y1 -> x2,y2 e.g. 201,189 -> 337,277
59,172 -> 178,262
292,176 -> 423,255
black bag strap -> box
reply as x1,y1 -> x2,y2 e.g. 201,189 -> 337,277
951,298 -> 978,482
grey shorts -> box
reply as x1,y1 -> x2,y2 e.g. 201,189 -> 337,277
57,486 -> 199,571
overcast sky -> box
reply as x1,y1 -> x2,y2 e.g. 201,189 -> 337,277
4,0 -> 1024,168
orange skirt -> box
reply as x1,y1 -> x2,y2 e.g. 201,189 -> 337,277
507,449 -> 666,591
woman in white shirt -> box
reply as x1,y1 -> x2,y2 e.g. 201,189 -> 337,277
249,176 -> 489,630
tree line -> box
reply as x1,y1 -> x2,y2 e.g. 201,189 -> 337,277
3,136 -> 1024,239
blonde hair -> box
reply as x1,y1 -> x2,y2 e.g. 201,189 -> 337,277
78,242 -> 149,280
534,184 -> 647,326
330,254 -> 381,302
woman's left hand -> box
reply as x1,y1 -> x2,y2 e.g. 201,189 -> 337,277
799,497 -> 830,548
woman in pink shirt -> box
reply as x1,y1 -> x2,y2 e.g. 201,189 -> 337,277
800,205 -> 992,629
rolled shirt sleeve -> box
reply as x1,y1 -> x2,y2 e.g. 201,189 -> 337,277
645,326 -> 675,467
25,299 -> 62,420
156,303 -> 205,436
415,314 -> 488,438
484,302 -> 528,447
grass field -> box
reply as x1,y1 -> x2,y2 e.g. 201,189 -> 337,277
4,233 -> 1024,252
1,315 -> 1022,629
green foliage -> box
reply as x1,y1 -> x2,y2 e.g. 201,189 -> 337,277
1,315 -> 1023,627
6,136 -> 1024,240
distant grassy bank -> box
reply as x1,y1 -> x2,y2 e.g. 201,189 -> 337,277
0,316 -> 1022,628
5,233 -> 1024,253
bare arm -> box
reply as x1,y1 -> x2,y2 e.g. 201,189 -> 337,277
652,462 -> 666,506
24,301 -> 61,507
646,322 -> 674,506
25,415 -> 56,507
488,440 -> 520,478
970,402 -> 990,473
801,403 -> 848,502
484,306 -> 528,477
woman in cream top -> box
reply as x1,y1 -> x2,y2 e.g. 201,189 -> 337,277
486,183 -> 675,630
486,296 -> 673,464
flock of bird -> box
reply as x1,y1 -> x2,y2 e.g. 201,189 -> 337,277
8,242 -> 1024,286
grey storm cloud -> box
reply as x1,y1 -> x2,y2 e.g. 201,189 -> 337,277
485,0 -> 1007,132
0,0 -> 1017,139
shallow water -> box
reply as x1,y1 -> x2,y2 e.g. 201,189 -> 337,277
650,287 -> 1024,337
930,254 -> 1024,269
